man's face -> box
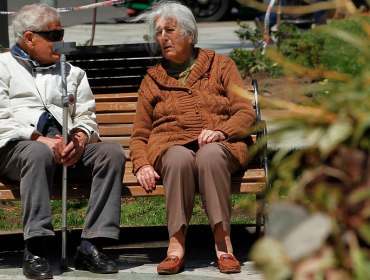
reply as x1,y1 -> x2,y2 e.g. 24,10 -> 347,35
30,20 -> 63,65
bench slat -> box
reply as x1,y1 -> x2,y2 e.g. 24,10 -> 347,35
99,125 -> 133,137
0,168 -> 265,190
71,58 -> 159,70
65,44 -> 158,60
0,181 -> 265,200
94,93 -> 138,102
96,102 -> 136,113
100,137 -> 130,148
85,68 -> 149,79
89,77 -> 144,88
91,87 -> 141,95
96,113 -> 136,124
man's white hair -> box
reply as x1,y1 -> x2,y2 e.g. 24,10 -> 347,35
12,4 -> 61,44
132,1 -> 198,55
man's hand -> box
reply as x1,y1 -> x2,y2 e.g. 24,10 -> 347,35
136,165 -> 160,193
198,129 -> 226,148
34,135 -> 66,163
58,132 -> 87,166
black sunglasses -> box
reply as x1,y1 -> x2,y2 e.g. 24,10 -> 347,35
31,29 -> 64,42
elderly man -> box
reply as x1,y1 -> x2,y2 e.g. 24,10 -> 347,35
0,4 -> 125,279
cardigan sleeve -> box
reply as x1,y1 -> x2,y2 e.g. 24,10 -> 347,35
215,59 -> 256,142
130,77 -> 155,174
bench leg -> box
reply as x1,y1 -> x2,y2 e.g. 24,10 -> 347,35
255,194 -> 262,238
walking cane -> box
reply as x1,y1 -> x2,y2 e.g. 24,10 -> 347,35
52,42 -> 77,269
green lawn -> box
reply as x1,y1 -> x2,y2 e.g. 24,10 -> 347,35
0,194 -> 256,231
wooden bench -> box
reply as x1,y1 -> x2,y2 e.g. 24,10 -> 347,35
0,44 -> 269,233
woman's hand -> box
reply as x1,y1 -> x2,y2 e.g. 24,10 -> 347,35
136,165 -> 160,192
198,129 -> 226,148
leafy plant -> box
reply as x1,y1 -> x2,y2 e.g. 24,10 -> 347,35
234,19 -> 263,49
232,13 -> 370,280
280,16 -> 370,76
230,20 -> 284,78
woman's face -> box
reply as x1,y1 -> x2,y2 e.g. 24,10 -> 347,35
155,17 -> 193,63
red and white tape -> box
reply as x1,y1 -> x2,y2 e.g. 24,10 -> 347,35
0,0 -> 126,15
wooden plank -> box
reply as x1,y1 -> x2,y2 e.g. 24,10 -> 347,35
88,77 -> 144,88
0,168 -> 264,190
65,43 -> 161,60
96,102 -> 136,113
94,93 -> 138,102
91,87 -> 140,95
100,137 -> 130,148
0,181 -> 265,201
96,113 -> 136,124
85,68 -> 148,79
71,58 -> 158,71
0,48 -> 10,54
99,125 -> 133,137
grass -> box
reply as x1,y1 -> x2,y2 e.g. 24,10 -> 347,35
261,82 -> 274,87
0,194 -> 256,231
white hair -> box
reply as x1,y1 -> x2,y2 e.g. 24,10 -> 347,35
12,4 -> 61,44
131,1 -> 198,55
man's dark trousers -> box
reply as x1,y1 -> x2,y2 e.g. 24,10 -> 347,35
0,136 -> 125,241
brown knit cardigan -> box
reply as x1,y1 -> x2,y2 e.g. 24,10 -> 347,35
130,48 -> 256,174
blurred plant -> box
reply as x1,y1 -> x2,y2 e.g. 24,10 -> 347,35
143,34 -> 149,42
234,19 -> 263,49
230,13 -> 370,280
230,19 -> 285,78
78,39 -> 91,46
280,16 -> 370,76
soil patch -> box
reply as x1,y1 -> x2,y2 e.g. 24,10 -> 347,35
245,72 -> 317,104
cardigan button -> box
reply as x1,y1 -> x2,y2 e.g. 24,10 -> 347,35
188,90 -> 192,94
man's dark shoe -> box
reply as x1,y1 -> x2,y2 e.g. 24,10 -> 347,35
22,253 -> 53,279
74,245 -> 118,274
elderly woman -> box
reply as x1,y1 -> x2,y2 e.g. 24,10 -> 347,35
130,1 -> 255,275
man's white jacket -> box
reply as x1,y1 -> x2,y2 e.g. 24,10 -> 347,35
0,52 -> 99,148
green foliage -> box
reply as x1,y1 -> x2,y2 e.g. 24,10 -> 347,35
0,194 -> 255,231
78,40 -> 91,46
234,19 -> 263,49
261,82 -> 274,87
0,204 -> 22,230
143,34 -> 149,42
242,16 -> 370,280
280,16 -> 370,76
229,48 -> 283,78
230,20 -> 284,78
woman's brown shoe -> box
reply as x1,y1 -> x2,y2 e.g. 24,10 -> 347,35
218,254 -> 241,273
157,255 -> 185,274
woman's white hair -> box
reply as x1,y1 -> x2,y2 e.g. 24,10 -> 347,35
12,4 -> 61,44
131,1 -> 198,55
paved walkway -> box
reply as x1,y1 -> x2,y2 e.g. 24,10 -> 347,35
0,226 -> 264,280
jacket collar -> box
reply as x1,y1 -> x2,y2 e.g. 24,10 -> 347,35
147,48 -> 215,89
10,44 -> 57,70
